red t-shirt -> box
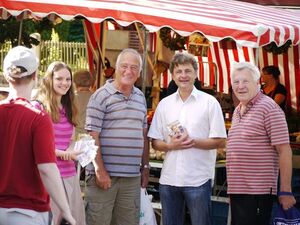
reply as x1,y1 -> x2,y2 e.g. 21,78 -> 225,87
0,98 -> 56,212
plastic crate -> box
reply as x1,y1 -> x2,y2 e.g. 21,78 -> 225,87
211,196 -> 231,225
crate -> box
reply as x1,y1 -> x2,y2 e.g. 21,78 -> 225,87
211,196 -> 231,225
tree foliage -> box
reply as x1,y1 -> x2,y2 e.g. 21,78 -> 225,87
0,17 -> 85,47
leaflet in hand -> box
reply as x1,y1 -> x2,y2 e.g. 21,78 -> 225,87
74,134 -> 98,167
167,120 -> 185,137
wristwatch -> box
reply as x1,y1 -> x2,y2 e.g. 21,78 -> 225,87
141,164 -> 151,169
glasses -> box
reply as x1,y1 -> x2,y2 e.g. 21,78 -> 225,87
119,63 -> 140,72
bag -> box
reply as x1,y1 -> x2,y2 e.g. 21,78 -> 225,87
272,205 -> 300,225
139,188 -> 157,225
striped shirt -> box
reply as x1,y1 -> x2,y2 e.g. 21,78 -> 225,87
53,108 -> 76,178
85,80 -> 147,177
226,92 -> 289,195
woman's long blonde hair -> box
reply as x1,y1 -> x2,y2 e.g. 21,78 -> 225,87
36,61 -> 78,125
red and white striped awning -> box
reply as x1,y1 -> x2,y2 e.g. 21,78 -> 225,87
160,44 -> 300,112
1,0 -> 300,48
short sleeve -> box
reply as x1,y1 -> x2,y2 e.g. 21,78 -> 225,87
85,92 -> 106,133
32,113 -> 56,164
147,103 -> 165,141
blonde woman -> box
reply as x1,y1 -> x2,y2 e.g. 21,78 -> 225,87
35,61 -> 85,225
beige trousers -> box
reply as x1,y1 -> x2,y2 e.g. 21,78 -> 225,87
85,175 -> 141,225
50,175 -> 86,225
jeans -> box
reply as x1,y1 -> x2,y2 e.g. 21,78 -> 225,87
159,179 -> 212,225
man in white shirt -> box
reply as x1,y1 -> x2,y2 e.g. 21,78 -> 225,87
148,52 -> 227,225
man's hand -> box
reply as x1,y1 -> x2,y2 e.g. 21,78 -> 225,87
60,212 -> 76,225
169,129 -> 194,150
279,195 -> 296,210
95,169 -> 111,190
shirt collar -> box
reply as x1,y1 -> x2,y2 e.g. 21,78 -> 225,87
236,91 -> 262,118
105,79 -> 137,96
175,86 -> 197,102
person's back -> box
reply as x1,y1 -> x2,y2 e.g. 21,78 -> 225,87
0,46 -> 75,225
73,69 -> 94,137
0,98 -> 54,211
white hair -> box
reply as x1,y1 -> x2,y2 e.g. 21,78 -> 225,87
115,48 -> 143,73
230,62 -> 261,84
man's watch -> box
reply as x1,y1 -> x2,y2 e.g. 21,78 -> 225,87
141,164 -> 151,170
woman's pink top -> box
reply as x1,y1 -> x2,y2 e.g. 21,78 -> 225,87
53,108 -> 76,178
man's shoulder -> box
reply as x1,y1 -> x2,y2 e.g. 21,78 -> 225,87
90,85 -> 110,100
133,86 -> 145,97
194,89 -> 219,103
257,94 -> 280,110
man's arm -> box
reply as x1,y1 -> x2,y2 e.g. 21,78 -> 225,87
276,143 -> 296,210
193,138 -> 226,150
152,134 -> 225,152
141,128 -> 149,188
37,163 -> 75,225
89,131 -> 111,190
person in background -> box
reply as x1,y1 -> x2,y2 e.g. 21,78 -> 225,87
0,87 -> 9,100
85,48 -> 149,225
34,61 -> 85,225
226,62 -> 295,225
148,52 -> 227,225
0,46 -> 75,225
73,69 -> 94,138
103,57 -> 115,79
261,65 -> 287,111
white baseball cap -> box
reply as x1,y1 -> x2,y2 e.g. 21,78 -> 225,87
3,46 -> 39,78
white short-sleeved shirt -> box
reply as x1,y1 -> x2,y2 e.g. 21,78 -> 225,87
148,88 -> 227,187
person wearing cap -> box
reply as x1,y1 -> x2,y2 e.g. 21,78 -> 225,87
0,46 -> 75,225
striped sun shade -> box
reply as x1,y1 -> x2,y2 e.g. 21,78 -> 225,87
160,44 -> 300,112
1,0 -> 300,48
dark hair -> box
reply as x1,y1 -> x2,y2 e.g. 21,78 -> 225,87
262,65 -> 281,80
169,52 -> 198,74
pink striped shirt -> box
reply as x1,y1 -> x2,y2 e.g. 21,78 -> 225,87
53,108 -> 76,178
226,92 -> 289,195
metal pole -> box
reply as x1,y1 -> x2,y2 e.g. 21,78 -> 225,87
18,19 -> 23,45
142,28 -> 148,95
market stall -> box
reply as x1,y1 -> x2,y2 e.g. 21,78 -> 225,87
1,1 -> 300,224
1,0 -> 300,111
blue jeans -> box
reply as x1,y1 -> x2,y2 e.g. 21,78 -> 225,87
159,180 -> 212,225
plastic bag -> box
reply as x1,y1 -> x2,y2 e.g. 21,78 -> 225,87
139,188 -> 158,225
272,205 -> 300,225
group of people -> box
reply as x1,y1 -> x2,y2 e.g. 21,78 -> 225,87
0,45 -> 295,225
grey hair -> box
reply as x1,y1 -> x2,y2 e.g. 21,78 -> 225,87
230,61 -> 261,84
115,48 -> 143,73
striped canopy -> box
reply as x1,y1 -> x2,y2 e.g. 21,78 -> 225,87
1,0 -> 300,48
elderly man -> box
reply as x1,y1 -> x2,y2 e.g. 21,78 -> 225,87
148,52 -> 227,225
0,46 -> 75,225
226,62 -> 296,225
85,48 -> 149,225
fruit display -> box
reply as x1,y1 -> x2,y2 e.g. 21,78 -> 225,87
149,144 -> 165,161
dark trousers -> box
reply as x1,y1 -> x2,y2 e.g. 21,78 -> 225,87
230,194 -> 275,225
